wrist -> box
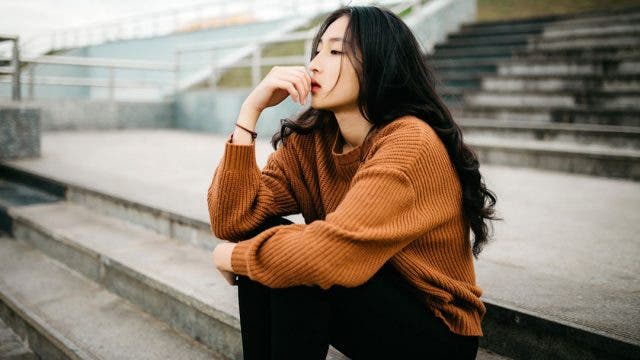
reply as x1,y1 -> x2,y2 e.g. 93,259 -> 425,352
214,242 -> 235,272
240,102 -> 262,121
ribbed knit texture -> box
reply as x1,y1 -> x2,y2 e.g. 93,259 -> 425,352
207,115 -> 485,336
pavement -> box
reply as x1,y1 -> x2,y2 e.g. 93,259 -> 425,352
1,128 -> 638,346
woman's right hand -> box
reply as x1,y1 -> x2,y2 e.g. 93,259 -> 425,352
243,66 -> 312,113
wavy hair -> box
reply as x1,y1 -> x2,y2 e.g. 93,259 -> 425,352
270,5 -> 500,258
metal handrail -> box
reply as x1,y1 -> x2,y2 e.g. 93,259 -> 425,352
16,0 -> 320,57
173,0 -> 424,90
0,0 -> 431,101
0,54 -> 176,101
0,34 -> 20,100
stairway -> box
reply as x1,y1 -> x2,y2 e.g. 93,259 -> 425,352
0,171 -> 510,359
429,7 -> 640,181
0,176 -> 351,359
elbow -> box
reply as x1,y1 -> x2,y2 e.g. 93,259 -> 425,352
316,266 -> 371,290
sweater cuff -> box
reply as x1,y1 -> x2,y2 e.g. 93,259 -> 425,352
231,240 -> 252,275
222,133 -> 258,171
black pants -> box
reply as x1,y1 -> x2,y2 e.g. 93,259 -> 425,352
236,216 -> 479,360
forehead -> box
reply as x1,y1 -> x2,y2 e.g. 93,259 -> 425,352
318,16 -> 348,43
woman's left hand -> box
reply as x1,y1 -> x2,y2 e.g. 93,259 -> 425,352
212,241 -> 238,286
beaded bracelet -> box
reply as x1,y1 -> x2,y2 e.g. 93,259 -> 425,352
231,122 -> 257,143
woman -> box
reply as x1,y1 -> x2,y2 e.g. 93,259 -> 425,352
208,5 -> 499,360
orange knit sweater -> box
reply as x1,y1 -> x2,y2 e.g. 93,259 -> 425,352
207,115 -> 485,336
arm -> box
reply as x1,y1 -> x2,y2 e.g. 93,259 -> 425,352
229,122 -> 459,290
207,135 -> 301,242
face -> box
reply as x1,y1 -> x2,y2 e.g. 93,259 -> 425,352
308,15 -> 360,112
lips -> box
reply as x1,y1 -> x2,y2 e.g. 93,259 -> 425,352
311,79 -> 321,88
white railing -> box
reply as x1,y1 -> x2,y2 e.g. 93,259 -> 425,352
0,34 -> 21,100
171,0 -> 432,92
0,54 -> 175,101
0,0 -> 476,101
12,0 -> 370,58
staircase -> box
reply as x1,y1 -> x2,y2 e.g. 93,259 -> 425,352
0,168 -> 510,359
430,7 -> 640,181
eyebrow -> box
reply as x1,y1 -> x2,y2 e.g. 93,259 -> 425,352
318,37 -> 343,44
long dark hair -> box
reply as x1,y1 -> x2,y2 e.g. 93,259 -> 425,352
270,5 -> 500,258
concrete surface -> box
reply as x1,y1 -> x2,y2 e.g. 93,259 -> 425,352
1,128 -> 638,346
0,236 -> 225,360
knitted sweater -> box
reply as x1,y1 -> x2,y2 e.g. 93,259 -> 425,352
207,115 -> 485,336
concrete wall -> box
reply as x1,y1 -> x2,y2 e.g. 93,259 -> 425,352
174,88 -> 308,140
0,99 -> 173,131
0,105 -> 40,159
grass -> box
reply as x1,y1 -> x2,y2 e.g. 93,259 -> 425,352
476,0 -> 640,21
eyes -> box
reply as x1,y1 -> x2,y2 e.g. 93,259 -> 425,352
314,50 -> 342,55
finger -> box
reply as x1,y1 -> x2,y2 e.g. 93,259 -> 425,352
276,67 -> 307,104
279,73 -> 306,104
295,68 -> 311,103
284,72 -> 308,104
274,77 -> 303,104
293,68 -> 311,95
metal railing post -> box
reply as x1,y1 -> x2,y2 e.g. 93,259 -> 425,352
11,37 -> 21,101
108,67 -> 115,100
174,52 -> 180,99
251,45 -> 261,88
304,38 -> 312,62
28,66 -> 34,100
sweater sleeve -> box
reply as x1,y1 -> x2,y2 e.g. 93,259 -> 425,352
207,133 -> 301,242
230,123 -> 455,290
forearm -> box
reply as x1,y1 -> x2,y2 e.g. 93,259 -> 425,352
212,241 -> 236,272
231,104 -> 260,145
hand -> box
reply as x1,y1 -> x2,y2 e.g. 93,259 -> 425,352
243,65 -> 312,112
212,242 -> 238,286
218,268 -> 237,286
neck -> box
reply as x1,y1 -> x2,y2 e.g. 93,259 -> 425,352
333,106 -> 373,149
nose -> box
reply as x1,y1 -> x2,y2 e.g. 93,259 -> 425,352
307,54 -> 320,75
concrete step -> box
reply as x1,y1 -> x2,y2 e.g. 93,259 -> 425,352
0,316 -> 36,360
435,38 -> 528,51
480,74 -> 640,92
512,45 -> 640,60
458,17 -> 557,37
1,199 -> 351,360
543,9 -> 640,30
436,76 -> 481,89
449,24 -> 545,39
458,119 -> 640,149
0,235 -> 224,360
464,135 -> 640,180
542,23 -> 640,39
431,57 -> 509,69
497,57 -> 640,76
453,105 -> 640,126
441,33 -> 533,48
5,200 -> 246,359
464,90 -> 640,109
429,45 -> 519,59
528,33 -> 640,52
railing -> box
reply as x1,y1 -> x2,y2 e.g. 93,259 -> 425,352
0,54 -> 175,101
0,34 -> 21,100
173,0 -> 423,91
0,0 -> 474,101
12,0 -> 353,58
